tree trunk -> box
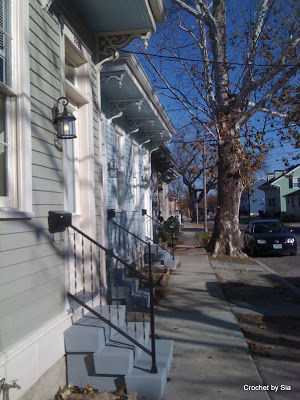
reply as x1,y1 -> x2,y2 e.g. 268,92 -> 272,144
208,139 -> 245,257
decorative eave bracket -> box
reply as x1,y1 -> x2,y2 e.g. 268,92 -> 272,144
41,0 -> 55,10
109,99 -> 144,117
101,71 -> 127,88
98,31 -> 151,59
137,130 -> 164,142
127,118 -> 155,131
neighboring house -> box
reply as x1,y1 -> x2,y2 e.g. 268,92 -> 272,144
151,145 -> 178,220
259,165 -> 300,217
100,52 -> 175,262
0,1 -> 173,399
240,178 -> 266,216
151,144 -> 178,241
168,192 -> 180,220
284,190 -> 300,219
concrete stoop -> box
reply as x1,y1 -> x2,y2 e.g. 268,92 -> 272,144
65,305 -> 173,399
144,244 -> 180,270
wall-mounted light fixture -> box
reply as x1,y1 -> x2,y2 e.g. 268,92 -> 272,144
108,158 -> 118,178
52,97 -> 77,140
141,174 -> 150,187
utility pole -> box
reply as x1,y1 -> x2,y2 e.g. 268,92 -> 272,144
203,143 -> 208,233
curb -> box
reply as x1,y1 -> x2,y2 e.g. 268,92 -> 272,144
255,259 -> 300,296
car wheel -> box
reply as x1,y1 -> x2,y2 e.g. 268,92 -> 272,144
291,250 -> 297,256
250,242 -> 256,257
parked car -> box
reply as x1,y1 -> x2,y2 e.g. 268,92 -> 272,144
244,219 -> 297,256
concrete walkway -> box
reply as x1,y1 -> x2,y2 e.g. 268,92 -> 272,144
152,220 -> 269,400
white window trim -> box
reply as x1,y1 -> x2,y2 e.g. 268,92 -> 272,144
0,0 -> 33,219
60,19 -> 96,308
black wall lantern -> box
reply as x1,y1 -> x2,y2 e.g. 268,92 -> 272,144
108,158 -> 118,178
52,97 -> 77,139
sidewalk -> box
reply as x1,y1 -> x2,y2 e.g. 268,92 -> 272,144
153,220 -> 269,400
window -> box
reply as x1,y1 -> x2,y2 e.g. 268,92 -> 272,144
0,0 -> 32,217
0,0 -> 12,87
115,128 -> 125,211
132,142 -> 140,210
293,177 -> 300,188
63,32 -> 89,216
0,0 -> 12,205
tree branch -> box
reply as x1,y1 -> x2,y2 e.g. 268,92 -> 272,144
236,65 -> 299,127
247,102 -> 288,118
238,34 -> 300,105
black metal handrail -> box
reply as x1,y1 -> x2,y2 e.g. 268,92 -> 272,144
48,211 -> 158,374
140,213 -> 173,256
107,217 -> 157,373
70,224 -> 157,374
142,210 -> 163,227
67,292 -> 152,357
71,224 -> 148,282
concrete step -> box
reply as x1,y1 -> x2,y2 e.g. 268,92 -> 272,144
66,353 -> 124,392
65,305 -> 126,351
125,339 -> 173,399
93,321 -> 150,375
93,344 -> 134,375
126,290 -> 150,311
111,322 -> 150,361
64,324 -> 106,353
164,255 -> 180,270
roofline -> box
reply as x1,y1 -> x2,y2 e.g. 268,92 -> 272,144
110,53 -> 175,134
149,0 -> 167,24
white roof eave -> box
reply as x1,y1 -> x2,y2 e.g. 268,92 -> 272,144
102,53 -> 174,136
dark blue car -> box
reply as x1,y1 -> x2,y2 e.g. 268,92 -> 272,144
244,219 -> 297,256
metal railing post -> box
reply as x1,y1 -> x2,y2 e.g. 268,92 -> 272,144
171,230 -> 175,260
148,242 -> 158,374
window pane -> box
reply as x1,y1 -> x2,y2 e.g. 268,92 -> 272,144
0,92 -> 7,196
0,0 -> 11,86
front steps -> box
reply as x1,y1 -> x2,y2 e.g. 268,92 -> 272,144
65,304 -> 173,399
144,244 -> 180,270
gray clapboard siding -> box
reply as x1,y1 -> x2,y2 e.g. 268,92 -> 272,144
32,164 -> 63,181
32,137 -> 61,160
0,229 -> 51,252
1,241 -> 62,268
0,288 -> 65,350
33,177 -> 63,193
0,219 -> 47,235
30,43 -> 60,74
32,149 -> 62,171
31,98 -> 54,122
30,58 -> 60,89
0,283 -> 64,321
33,190 -> 64,206
31,72 -> 60,100
0,263 -> 65,303
0,253 -> 63,286
29,11 -> 60,49
33,205 -> 64,219
29,1 -> 59,35
30,62 -> 60,95
31,109 -> 57,135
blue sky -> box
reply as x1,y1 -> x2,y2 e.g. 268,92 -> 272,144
125,0 -> 299,176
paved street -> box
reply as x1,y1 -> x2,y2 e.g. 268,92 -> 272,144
239,222 -> 300,288
202,220 -> 300,287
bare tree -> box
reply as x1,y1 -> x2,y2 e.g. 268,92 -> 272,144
134,0 -> 300,256
172,129 -> 217,222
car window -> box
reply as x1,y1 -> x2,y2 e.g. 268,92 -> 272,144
253,222 -> 286,233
